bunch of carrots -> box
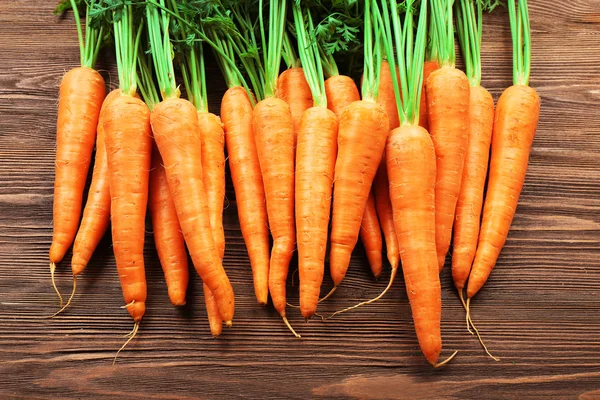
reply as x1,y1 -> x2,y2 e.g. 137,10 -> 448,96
49,0 -> 539,367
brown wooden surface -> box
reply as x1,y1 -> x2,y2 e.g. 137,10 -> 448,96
1,1 -> 600,399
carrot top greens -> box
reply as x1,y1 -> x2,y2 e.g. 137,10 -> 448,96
137,49 -> 160,110
292,3 -> 326,108
361,0 -> 382,102
508,0 -> 532,86
377,0 -> 428,126
259,0 -> 287,99
430,0 -> 455,68
146,0 -> 179,100
56,0 -> 105,68
456,0 -> 483,87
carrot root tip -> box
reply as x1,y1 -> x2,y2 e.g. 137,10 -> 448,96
50,262 -> 64,308
467,304 -> 500,362
433,350 -> 459,368
466,297 -> 474,335
286,302 -> 300,309
113,321 -> 140,366
318,286 -> 338,303
225,320 -> 233,328
282,316 -> 301,339
49,276 -> 77,318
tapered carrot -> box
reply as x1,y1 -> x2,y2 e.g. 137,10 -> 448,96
50,0 -> 106,304
203,283 -> 223,337
427,0 -> 470,271
467,0 -> 541,298
221,87 -> 270,304
71,89 -> 120,277
452,0 -> 494,294
147,2 -> 234,325
329,1 -> 389,288
148,146 -> 189,306
360,192 -> 383,278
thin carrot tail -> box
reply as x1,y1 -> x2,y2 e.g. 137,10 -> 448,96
329,243 -> 353,287
268,237 -> 295,316
203,283 -> 223,337
49,262 -> 63,308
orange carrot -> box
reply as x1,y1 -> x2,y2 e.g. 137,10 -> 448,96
71,88 -> 119,277
419,61 -> 439,130
253,97 -> 295,318
198,112 -> 226,260
359,192 -> 383,279
104,93 -> 152,323
50,67 -> 105,285
221,87 -> 270,305
152,98 -> 235,324
378,60 -> 400,130
148,145 -> 189,306
277,67 -> 313,144
467,85 -> 540,298
203,283 -> 223,337
324,75 -> 360,118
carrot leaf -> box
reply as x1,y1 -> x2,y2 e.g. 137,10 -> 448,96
361,0 -> 382,102
456,0 -> 483,87
430,0 -> 456,68
259,0 -> 287,99
58,0 -> 106,68
508,0 -> 531,86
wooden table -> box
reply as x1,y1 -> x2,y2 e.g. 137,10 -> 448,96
1,1 -> 599,399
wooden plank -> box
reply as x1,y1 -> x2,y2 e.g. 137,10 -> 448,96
0,1 -> 599,399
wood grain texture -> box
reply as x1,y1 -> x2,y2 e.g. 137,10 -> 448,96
1,1 -> 599,399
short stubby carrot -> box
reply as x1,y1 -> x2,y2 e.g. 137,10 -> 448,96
296,107 -> 338,319
198,112 -> 226,260
152,98 -> 235,324
253,97 -> 295,317
467,85 -> 540,299
324,75 -> 360,118
277,67 -> 313,144
103,93 -> 152,323
148,144 -> 189,306
329,100 -> 389,286
71,88 -> 120,276
426,66 -> 470,270
419,61 -> 439,130
203,283 -> 223,337
221,86 -> 270,305
387,124 -> 442,367
359,192 -> 383,279
452,85 -> 494,291
50,67 -> 105,267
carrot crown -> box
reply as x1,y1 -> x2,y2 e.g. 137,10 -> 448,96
508,0 -> 532,86
377,0 -> 428,126
430,0 -> 456,68
456,0 -> 483,87
361,0 -> 382,102
57,0 -> 105,69
292,3 -> 326,108
259,0 -> 287,99
137,49 -> 160,111
111,3 -> 144,97
282,30 -> 301,69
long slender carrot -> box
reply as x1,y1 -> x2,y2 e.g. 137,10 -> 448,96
452,0 -> 494,294
71,89 -> 120,277
373,59 -> 400,270
147,2 -> 234,325
427,0 -> 470,271
468,0 -> 540,300
292,5 -> 339,319
50,0 -> 106,304
359,192 -> 383,278
329,1 -> 388,288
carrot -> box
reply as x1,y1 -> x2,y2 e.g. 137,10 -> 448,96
71,89 -> 120,277
221,86 -> 270,304
49,0 -> 106,305
203,283 -> 223,337
467,0 -> 540,301
198,112 -> 226,260
452,0 -> 494,295
324,75 -> 360,118
419,61 -> 440,130
427,0 -> 470,271
329,2 -> 389,288
292,5 -> 339,319
147,2 -> 235,325
359,192 -> 383,278
373,59 -> 400,270
277,67 -> 313,144
148,146 -> 189,306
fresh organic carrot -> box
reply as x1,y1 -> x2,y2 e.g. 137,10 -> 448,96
419,61 -> 440,130
203,283 -> 223,337
467,0 -> 540,300
278,67 -> 313,144
324,75 -> 360,118
427,0 -> 470,271
292,4 -> 339,319
373,59 -> 400,270
49,0 -> 106,305
71,89 -> 120,277
251,0 -> 297,333
329,1 -> 389,288
147,2 -> 235,325
452,0 -> 494,295
359,192 -> 383,278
